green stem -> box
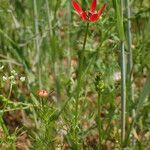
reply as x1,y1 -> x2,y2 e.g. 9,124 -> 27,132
33,0 -> 42,88
33,0 -> 40,65
8,83 -> 12,99
120,0 -> 126,147
74,22 -> 89,147
45,0 -> 52,38
67,0 -> 71,76
125,0 -> 135,146
97,93 -> 102,150
121,41 -> 126,147
0,115 -> 9,135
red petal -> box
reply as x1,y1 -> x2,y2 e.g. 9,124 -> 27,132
72,0 -> 83,14
90,0 -> 97,13
98,3 -> 106,17
80,11 -> 88,21
89,14 -> 99,22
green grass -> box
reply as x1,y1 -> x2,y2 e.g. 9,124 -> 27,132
0,0 -> 150,149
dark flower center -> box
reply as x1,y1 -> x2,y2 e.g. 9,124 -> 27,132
86,11 -> 93,18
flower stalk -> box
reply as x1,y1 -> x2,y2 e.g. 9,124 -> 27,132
74,22 -> 89,147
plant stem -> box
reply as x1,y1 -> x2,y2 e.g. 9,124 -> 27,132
74,22 -> 89,146
33,0 -> 40,65
67,0 -> 72,76
120,0 -> 126,147
33,0 -> 42,88
45,0 -> 52,38
120,41 -> 126,147
125,0 -> 135,146
8,83 -> 12,99
97,93 -> 102,150
126,1 -> 133,78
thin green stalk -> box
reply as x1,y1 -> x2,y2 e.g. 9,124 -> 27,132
8,83 -> 12,99
126,1 -> 133,77
45,0 -> 52,38
97,93 -> 102,150
33,0 -> 40,65
125,0 -> 135,146
120,41 -> 126,146
120,0 -> 126,147
74,22 -> 89,146
67,0 -> 72,76
33,0 -> 42,88
78,23 -> 89,78
0,115 -> 9,135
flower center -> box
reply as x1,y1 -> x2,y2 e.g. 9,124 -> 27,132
86,11 -> 93,18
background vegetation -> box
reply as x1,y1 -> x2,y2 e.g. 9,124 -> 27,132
0,0 -> 150,149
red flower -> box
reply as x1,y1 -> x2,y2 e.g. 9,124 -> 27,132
72,0 -> 106,22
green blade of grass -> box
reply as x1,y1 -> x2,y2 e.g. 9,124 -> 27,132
113,0 -> 125,41
113,0 -> 126,146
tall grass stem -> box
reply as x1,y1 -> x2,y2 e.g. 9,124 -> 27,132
120,0 -> 126,147
45,0 -> 52,38
120,41 -> 126,146
125,0 -> 135,146
67,0 -> 72,76
33,0 -> 42,88
33,0 -> 40,65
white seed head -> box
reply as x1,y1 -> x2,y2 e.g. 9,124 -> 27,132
2,76 -> 7,81
11,70 -> 17,76
9,75 -> 15,80
20,76 -> 26,82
